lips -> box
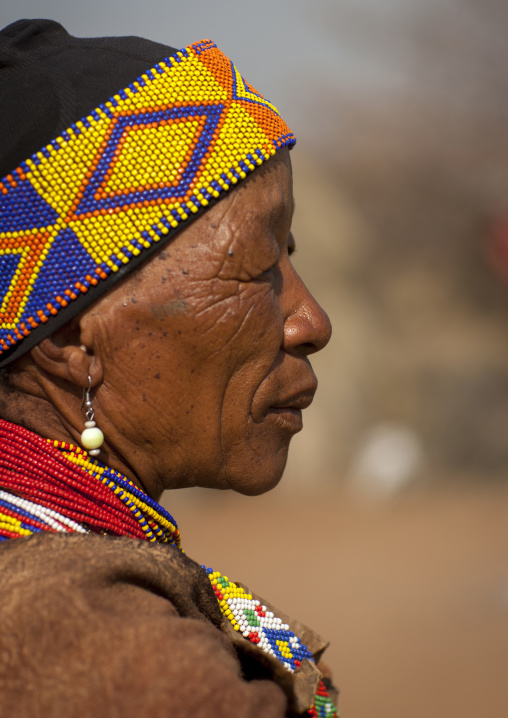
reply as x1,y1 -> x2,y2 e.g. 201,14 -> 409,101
264,382 -> 317,433
269,385 -> 317,413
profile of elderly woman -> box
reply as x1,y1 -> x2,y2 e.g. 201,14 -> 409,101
0,19 -> 335,718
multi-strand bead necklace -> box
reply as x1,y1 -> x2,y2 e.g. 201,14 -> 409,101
0,419 -> 337,717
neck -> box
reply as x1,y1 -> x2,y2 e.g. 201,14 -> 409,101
0,366 -> 81,442
0,380 -> 161,500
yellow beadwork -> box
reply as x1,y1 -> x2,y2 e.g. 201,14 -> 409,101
51,440 -> 182,548
0,39 -> 294,360
0,512 -> 31,536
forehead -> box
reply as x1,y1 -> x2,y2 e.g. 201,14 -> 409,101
169,149 -> 294,256
234,150 -> 293,222
195,147 -> 293,235
202,150 -> 294,263
113,150 -> 294,296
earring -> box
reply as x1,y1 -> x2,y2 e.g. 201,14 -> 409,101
80,375 -> 104,457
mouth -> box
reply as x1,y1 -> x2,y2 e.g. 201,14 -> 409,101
265,385 -> 317,433
266,406 -> 304,433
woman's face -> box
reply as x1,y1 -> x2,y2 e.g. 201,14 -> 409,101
85,149 -> 331,497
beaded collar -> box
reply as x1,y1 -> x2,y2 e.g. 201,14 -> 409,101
0,419 -> 337,718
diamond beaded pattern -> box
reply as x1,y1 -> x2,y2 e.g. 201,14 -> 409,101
205,570 -> 338,716
0,39 -> 295,359
205,569 -> 314,671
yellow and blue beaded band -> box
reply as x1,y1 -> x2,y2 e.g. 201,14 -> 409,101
0,39 -> 295,365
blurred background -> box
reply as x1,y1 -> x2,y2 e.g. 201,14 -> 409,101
3,0 -> 508,715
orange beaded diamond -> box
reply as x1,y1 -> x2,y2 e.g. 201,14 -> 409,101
0,40 -> 294,364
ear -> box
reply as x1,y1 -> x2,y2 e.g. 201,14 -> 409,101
30,337 -> 103,390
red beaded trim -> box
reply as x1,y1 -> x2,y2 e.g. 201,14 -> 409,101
0,420 -> 147,539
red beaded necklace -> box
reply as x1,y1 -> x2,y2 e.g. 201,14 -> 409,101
0,419 -> 151,539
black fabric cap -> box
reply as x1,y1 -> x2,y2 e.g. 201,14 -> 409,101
0,20 -> 186,366
0,19 -> 178,178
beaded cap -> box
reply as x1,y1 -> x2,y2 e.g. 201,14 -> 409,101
0,38 -> 294,365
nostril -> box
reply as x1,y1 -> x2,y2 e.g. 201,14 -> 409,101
301,341 -> 320,355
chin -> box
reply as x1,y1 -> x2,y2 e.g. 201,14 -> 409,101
224,447 -> 290,496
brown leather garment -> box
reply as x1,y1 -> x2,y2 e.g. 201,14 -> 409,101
0,533 -> 337,717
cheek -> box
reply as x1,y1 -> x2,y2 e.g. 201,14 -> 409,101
181,281 -> 284,383
216,292 -> 284,439
100,281 -> 284,450
223,287 -> 283,378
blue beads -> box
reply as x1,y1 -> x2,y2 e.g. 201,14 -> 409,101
0,39 -> 295,362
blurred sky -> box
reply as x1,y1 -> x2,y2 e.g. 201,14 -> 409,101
1,0 -> 458,141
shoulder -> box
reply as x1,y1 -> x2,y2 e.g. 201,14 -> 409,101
0,532 -> 223,628
0,533 -> 288,717
0,531 -> 220,620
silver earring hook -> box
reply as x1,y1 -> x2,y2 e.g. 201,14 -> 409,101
79,374 -> 104,457
80,375 -> 95,422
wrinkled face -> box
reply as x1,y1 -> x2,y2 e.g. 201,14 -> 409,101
88,149 -> 331,496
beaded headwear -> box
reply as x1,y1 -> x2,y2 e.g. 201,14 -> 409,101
0,37 -> 294,365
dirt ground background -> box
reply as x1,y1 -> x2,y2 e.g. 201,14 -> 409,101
161,8 -> 508,713
164,483 -> 508,718
161,5 -> 508,713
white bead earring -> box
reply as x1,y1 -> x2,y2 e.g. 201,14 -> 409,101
80,375 -> 104,457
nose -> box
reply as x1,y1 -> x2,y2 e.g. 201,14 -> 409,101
281,264 -> 332,356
